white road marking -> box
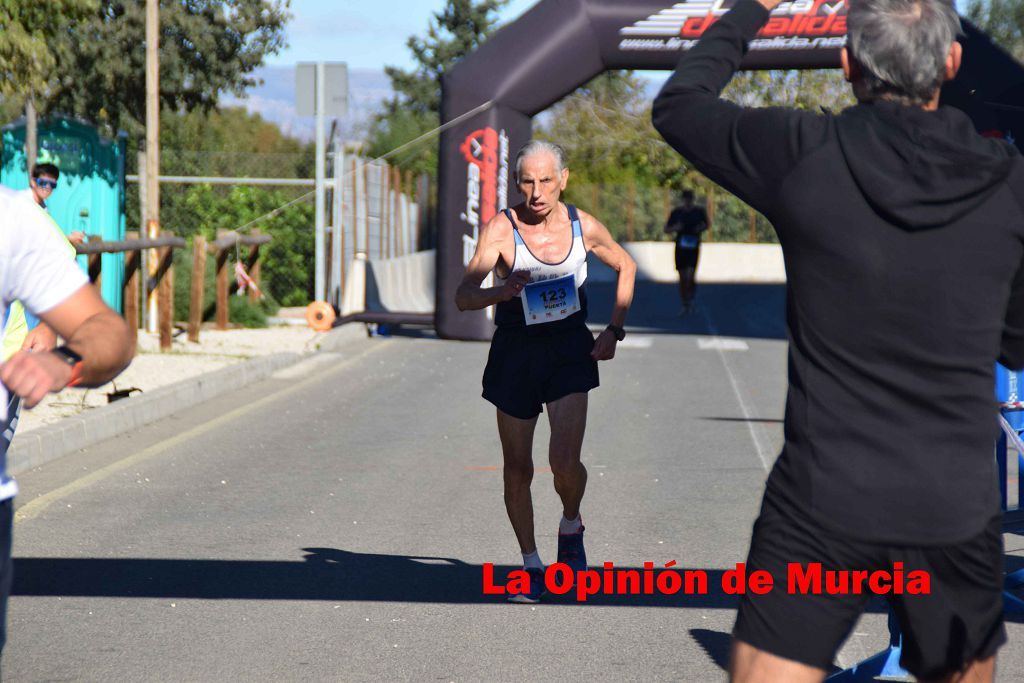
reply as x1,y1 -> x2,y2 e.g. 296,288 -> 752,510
700,315 -> 770,471
697,338 -> 749,351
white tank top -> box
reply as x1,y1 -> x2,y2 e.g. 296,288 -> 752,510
494,204 -> 588,288
494,204 -> 589,329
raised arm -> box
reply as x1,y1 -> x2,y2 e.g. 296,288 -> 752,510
651,0 -> 819,217
455,214 -> 529,312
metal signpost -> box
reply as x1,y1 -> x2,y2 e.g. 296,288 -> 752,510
296,62 -> 348,303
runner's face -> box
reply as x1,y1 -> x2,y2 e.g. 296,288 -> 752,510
517,153 -> 568,218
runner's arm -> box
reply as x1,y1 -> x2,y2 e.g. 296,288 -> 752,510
651,0 -> 819,218
581,211 -> 636,329
455,215 -> 529,311
664,209 -> 680,236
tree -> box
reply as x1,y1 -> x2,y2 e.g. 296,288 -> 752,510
125,106 -> 314,239
965,0 -> 1024,62
537,68 -> 853,242
368,0 -> 509,176
45,0 -> 290,134
0,1 -> 96,100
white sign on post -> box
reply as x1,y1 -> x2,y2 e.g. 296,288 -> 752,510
295,62 -> 349,118
297,62 -> 348,303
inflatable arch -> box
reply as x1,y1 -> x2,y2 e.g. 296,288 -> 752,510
436,0 -> 1024,341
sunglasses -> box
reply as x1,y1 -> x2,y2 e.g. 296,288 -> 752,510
35,178 -> 57,190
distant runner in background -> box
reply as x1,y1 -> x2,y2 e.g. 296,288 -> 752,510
663,190 -> 709,314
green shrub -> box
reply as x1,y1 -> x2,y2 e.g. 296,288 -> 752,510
228,296 -> 268,328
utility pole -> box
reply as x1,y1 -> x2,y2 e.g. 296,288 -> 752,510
314,62 -> 326,303
145,0 -> 161,335
24,96 -> 37,173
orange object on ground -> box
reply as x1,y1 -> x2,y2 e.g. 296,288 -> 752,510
306,301 -> 336,331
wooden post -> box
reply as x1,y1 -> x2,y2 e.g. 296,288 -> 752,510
157,246 -> 173,350
338,179 -> 346,304
627,180 -> 636,242
381,163 -> 389,259
405,171 -> 414,253
705,186 -> 716,242
246,231 -> 262,303
215,231 -> 229,330
188,235 -> 207,342
352,156 -> 359,255
123,232 -> 139,349
415,174 -> 428,251
394,168 -> 404,256
87,252 -> 103,288
325,227 -> 332,300
663,187 -> 671,225
748,207 -> 758,243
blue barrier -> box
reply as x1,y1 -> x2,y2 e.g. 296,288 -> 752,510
829,364 -> 1024,681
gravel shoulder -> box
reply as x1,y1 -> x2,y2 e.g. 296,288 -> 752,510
18,323 -> 329,434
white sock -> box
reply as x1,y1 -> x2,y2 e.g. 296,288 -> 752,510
522,550 -> 544,570
559,514 -> 582,535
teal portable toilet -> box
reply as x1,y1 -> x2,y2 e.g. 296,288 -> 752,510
1,116 -> 128,312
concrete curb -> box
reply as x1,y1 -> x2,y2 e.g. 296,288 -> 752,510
8,322 -> 370,476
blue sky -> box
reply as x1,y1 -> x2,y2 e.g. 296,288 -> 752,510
266,0 -> 539,70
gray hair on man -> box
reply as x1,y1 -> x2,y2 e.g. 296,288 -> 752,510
514,140 -> 568,178
847,0 -> 962,106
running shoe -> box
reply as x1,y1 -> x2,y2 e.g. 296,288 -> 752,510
508,567 -> 546,604
557,525 -> 587,574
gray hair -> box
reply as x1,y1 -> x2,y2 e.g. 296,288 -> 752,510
514,140 -> 567,178
847,0 -> 962,106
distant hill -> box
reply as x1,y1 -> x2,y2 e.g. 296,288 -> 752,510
220,65 -> 392,142
221,65 -> 667,143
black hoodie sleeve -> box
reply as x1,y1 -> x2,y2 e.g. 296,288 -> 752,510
652,0 -> 825,219
1001,259 -> 1024,370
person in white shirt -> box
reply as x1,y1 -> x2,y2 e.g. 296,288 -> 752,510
0,186 -> 134,660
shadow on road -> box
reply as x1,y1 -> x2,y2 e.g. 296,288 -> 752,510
586,282 -> 787,341
700,417 -> 785,425
13,550 -> 737,608
11,548 -> 937,619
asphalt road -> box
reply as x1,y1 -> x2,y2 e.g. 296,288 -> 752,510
4,283 -> 1023,681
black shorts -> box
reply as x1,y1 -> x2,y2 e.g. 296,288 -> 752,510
675,246 -> 699,271
733,493 -> 1006,679
482,325 -> 599,419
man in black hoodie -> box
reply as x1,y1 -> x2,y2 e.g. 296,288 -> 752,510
653,0 -> 1024,681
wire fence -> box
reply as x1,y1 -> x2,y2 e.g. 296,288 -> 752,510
125,149 -> 432,326
124,146 -> 779,327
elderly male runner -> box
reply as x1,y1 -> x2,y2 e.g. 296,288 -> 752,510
654,0 -> 1024,680
456,140 -> 636,603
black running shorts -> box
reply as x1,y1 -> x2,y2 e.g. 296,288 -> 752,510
675,246 -> 699,271
482,325 -> 599,419
733,493 -> 1006,679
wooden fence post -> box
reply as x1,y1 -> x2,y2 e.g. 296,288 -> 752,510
393,167 -> 401,255
189,235 -> 207,342
123,232 -> 139,349
247,230 -> 262,303
748,207 -> 758,243
215,231 -> 229,330
157,246 -> 174,350
706,186 -> 716,242
627,180 -> 636,242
